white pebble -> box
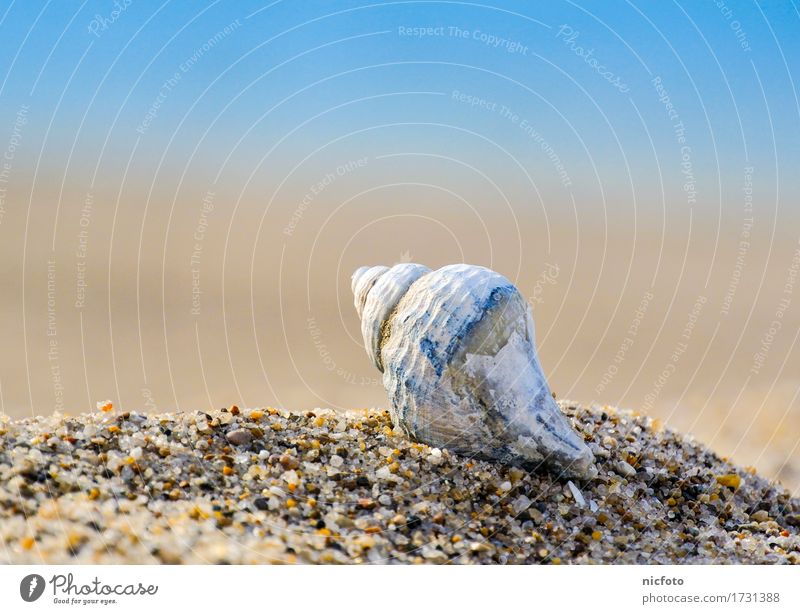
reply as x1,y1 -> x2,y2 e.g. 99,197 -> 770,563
512,495 -> 532,514
567,480 -> 586,508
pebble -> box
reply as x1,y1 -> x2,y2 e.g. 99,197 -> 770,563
616,461 -> 637,478
226,429 -> 253,446
716,473 -> 742,490
329,455 -> 344,468
279,454 -> 299,470
0,403 -> 797,564
567,481 -> 586,508
512,495 -> 531,514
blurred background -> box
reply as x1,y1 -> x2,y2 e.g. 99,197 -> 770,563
0,1 -> 798,492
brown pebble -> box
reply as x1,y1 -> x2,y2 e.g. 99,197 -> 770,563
391,514 -> 407,525
225,429 -> 253,446
280,454 -> 299,470
357,498 -> 376,510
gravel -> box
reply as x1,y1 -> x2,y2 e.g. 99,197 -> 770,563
1,402 -> 798,564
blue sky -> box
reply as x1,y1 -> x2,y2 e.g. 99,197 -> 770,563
1,1 -> 798,210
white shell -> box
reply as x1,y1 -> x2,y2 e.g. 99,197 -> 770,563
352,263 -> 596,480
352,263 -> 431,371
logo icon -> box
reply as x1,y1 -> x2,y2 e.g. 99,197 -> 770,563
20,574 -> 45,602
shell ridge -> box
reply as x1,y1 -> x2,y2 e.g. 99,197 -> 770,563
360,263 -> 431,370
393,267 -> 504,445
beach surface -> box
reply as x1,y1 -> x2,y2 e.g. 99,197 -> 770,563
1,403 -> 798,564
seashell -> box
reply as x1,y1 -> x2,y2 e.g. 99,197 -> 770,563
352,263 -> 597,480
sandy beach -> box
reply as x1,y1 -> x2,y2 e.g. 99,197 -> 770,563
1,402 -> 798,564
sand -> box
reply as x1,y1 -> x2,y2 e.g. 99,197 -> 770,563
1,402 -> 798,564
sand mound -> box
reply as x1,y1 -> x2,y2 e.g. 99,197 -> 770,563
1,403 -> 798,564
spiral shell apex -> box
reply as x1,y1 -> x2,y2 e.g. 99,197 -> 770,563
352,263 -> 597,480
